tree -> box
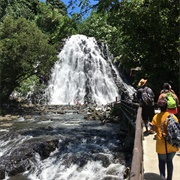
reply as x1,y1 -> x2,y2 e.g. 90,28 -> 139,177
78,0 -> 179,97
0,16 -> 57,104
36,2 -> 77,44
46,0 -> 67,15
0,0 -> 39,20
109,0 -> 180,97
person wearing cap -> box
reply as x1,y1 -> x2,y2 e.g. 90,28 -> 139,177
150,100 -> 179,180
137,78 -> 155,133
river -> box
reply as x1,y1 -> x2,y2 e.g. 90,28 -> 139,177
0,106 -> 131,180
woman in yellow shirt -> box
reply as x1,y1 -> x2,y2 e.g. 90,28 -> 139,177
150,100 -> 179,180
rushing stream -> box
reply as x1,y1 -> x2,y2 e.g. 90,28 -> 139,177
0,109 -> 130,180
0,35 -> 134,180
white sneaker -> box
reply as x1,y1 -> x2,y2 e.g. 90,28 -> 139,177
160,175 -> 165,180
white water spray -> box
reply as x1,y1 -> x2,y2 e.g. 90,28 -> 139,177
46,35 -> 134,105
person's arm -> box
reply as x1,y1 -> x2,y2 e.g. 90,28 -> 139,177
149,115 -> 158,132
149,122 -> 157,132
158,93 -> 164,101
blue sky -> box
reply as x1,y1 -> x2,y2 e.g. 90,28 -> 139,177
39,0 -> 97,16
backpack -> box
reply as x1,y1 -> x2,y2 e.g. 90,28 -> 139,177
161,114 -> 180,148
164,92 -> 177,109
141,87 -> 154,106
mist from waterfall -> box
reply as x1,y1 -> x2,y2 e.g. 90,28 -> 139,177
46,35 -> 134,105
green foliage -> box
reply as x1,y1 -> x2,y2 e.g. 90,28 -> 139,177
67,0 -> 93,17
46,0 -> 67,15
110,104 -> 121,116
0,0 -> 8,20
78,11 -> 118,45
0,0 -> 39,20
0,16 -> 57,103
15,75 -> 39,96
0,0 -> 179,105
36,2 -> 77,44
121,0 -> 179,97
86,0 -> 179,98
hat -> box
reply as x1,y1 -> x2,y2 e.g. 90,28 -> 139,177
157,99 -> 167,108
138,79 -> 147,87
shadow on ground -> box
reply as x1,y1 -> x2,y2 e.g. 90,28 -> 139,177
144,172 -> 162,180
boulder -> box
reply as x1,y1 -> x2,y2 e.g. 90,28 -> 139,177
0,137 -> 58,178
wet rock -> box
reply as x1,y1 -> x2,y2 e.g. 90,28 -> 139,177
123,137 -> 134,152
84,107 -> 106,121
0,115 -> 19,121
0,123 -> 13,127
106,164 -> 125,175
0,165 -> 5,179
5,158 -> 31,176
62,152 -> 93,168
33,138 -> 58,159
24,115 -> 32,119
0,148 -> 33,177
0,138 -> 58,178
93,153 -> 110,167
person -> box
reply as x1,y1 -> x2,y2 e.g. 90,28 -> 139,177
150,100 -> 179,180
137,78 -> 155,133
158,83 -> 179,115
160,83 -> 175,94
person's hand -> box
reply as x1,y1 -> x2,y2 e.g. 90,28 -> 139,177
149,122 -> 157,132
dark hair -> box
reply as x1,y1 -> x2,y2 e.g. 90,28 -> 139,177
157,100 -> 167,112
163,83 -> 170,90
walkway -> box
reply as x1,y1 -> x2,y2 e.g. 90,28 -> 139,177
143,131 -> 180,180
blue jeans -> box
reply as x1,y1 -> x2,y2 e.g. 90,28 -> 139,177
158,152 -> 176,180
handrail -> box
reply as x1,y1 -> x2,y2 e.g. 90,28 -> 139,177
128,107 -> 143,180
120,100 -> 139,126
108,100 -> 143,180
119,101 -> 143,179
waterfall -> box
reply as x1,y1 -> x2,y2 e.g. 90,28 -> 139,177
46,34 -> 134,105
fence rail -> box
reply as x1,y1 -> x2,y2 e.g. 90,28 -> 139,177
128,107 -> 143,180
108,99 -> 143,180
118,101 -> 143,180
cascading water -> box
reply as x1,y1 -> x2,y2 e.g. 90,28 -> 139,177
0,112 -> 130,180
0,35 -> 135,180
46,35 -> 134,105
